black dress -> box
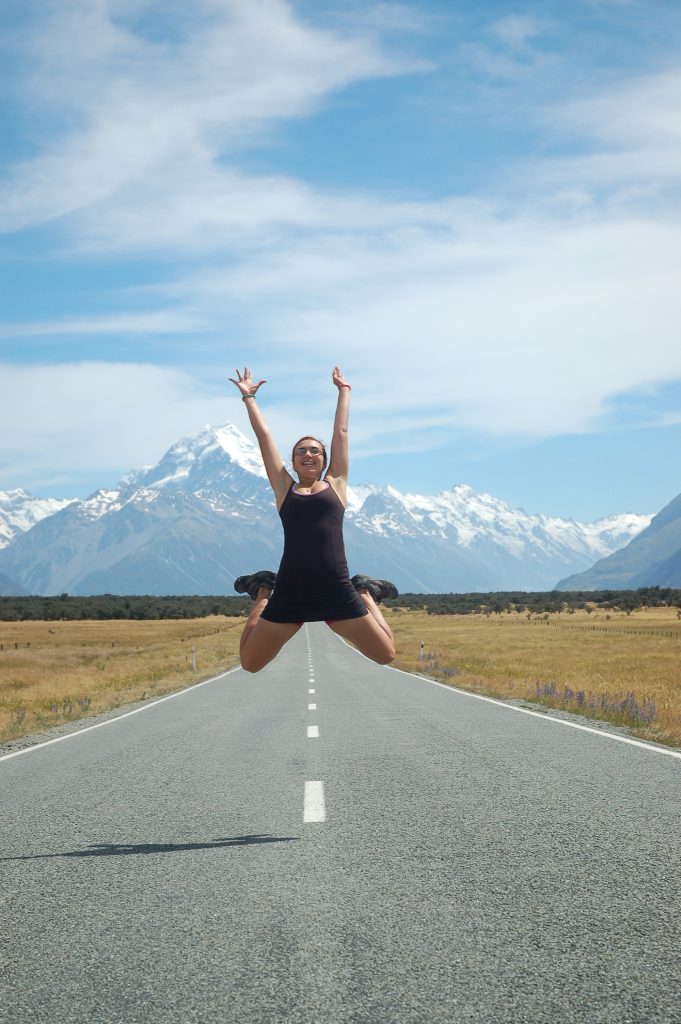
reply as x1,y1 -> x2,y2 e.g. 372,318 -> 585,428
260,481 -> 368,624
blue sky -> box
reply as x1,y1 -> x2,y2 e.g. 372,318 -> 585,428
1,0 -> 680,520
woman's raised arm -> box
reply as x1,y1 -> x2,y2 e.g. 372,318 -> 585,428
325,366 -> 351,499
228,367 -> 292,507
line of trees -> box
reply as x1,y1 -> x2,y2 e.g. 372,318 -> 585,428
0,594 -> 251,621
384,587 -> 681,615
0,587 -> 679,621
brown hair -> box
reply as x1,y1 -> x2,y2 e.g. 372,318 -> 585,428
292,436 -> 327,477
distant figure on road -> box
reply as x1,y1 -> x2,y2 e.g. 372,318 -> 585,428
228,366 -> 397,672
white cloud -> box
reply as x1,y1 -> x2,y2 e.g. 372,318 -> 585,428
2,3 -> 681,487
337,3 -> 437,34
163,192 -> 681,444
0,355 -> 374,491
263,219 -> 681,437
0,363 -> 231,491
576,68 -> 681,148
0,0 -> 408,234
530,69 -> 681,202
489,14 -> 549,50
0,311 -> 200,337
461,12 -> 556,80
0,360 -> 378,495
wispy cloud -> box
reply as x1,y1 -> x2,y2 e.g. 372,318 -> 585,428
0,362 -> 229,491
489,14 -> 550,50
0,0 -> 408,234
0,312 -> 200,338
336,3 -> 437,34
461,12 -> 556,80
158,54 -> 681,442
1,1 -> 680,495
540,68 -> 681,183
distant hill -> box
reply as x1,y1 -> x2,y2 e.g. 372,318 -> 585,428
555,492 -> 681,590
0,570 -> 26,596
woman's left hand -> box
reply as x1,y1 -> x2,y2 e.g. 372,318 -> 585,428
332,366 -> 351,390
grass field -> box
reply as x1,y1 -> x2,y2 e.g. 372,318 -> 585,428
389,607 -> 681,748
0,617 -> 243,744
1,607 -> 680,748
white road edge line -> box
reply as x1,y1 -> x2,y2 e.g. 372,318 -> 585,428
333,633 -> 681,762
0,665 -> 242,765
307,725 -> 319,738
304,780 -> 326,822
391,664 -> 681,762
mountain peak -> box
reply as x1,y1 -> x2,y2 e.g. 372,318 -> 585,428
208,424 -> 267,478
137,422 -> 267,492
165,422 -> 266,478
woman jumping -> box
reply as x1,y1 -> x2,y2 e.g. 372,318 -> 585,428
228,365 -> 398,673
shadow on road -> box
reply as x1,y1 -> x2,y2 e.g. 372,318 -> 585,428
1,834 -> 300,860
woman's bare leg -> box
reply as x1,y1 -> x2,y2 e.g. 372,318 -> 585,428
239,586 -> 271,654
239,586 -> 302,672
356,588 -> 394,640
328,591 -> 395,665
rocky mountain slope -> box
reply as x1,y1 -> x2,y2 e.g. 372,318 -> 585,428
0,570 -> 26,596
556,492 -> 681,590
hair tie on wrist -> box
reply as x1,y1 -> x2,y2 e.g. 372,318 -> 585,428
242,394 -> 256,401
339,383 -> 351,390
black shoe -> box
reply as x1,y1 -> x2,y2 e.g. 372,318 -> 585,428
351,574 -> 398,604
234,570 -> 277,600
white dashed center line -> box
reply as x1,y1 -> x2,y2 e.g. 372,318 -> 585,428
304,781 -> 326,822
307,725 -> 319,738
308,703 -> 317,711
308,688 -> 315,694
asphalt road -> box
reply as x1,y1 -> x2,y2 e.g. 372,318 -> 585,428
1,622 -> 680,1024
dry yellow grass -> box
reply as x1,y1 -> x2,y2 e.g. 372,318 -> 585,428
389,607 -> 681,747
3,607 -> 680,749
0,616 -> 243,744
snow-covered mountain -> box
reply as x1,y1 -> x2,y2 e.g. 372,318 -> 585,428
344,484 -> 651,593
0,489 -> 75,549
0,423 -> 652,596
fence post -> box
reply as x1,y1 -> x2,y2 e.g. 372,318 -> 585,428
192,645 -> 197,671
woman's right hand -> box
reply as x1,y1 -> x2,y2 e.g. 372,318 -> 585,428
228,367 -> 267,397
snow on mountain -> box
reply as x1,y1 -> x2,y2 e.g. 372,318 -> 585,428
47,425 -> 269,531
138,424 -> 266,490
345,482 -> 382,514
0,423 -> 654,595
77,489 -> 124,522
0,489 -> 76,549
347,482 -> 651,566
210,424 -> 268,478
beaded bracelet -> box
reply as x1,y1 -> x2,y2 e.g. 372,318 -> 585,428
242,394 -> 256,401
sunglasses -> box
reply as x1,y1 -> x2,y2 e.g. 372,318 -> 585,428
294,446 -> 323,457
